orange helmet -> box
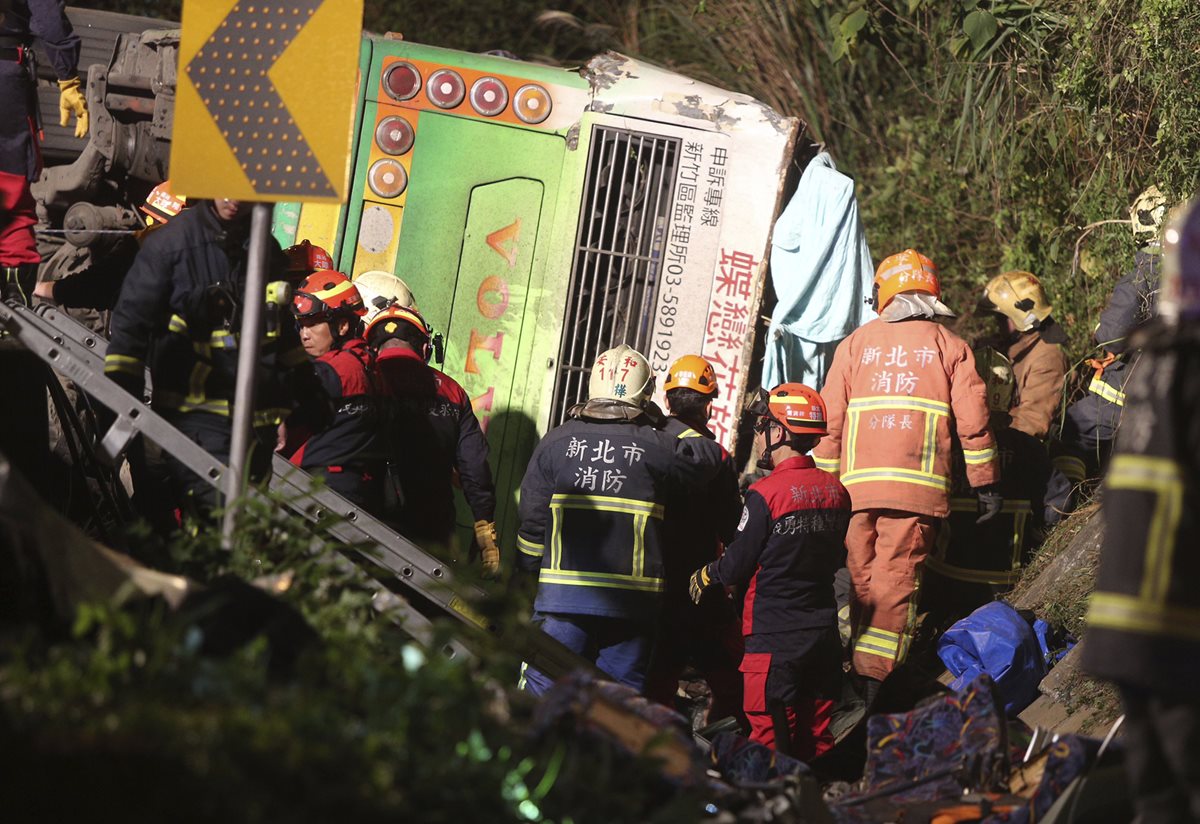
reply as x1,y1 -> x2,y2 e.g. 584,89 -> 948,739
284,240 -> 334,278
763,382 -> 828,435
873,249 -> 940,312
141,181 -> 187,225
364,305 -> 434,359
664,354 -> 718,396
291,270 -> 366,321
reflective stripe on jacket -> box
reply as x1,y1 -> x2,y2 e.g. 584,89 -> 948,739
812,318 -> 999,516
516,414 -> 725,620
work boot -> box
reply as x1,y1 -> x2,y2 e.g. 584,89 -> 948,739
855,673 -> 883,710
2,263 -> 38,307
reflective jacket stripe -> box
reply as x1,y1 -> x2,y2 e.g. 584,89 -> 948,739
1053,454 -> 1087,482
814,456 -> 841,474
537,570 -> 664,592
854,625 -> 900,660
1088,591 -> 1200,642
103,353 -> 143,376
548,493 -> 665,519
517,535 -> 544,557
1088,376 -> 1126,406
168,314 -> 188,334
963,446 -> 997,465
847,395 -> 951,415
924,555 -> 1022,585
842,468 -> 949,491
1107,455 -> 1184,602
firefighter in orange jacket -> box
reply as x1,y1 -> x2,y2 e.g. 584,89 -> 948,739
812,249 -> 1001,694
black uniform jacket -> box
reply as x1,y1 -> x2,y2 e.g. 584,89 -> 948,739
290,337 -> 381,472
516,408 -> 725,621
704,455 -> 850,639
375,345 -> 495,542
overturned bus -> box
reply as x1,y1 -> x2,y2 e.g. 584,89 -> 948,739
269,38 -> 799,543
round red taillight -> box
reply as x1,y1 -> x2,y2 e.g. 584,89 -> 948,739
368,158 -> 408,199
513,84 -> 552,124
426,69 -> 465,109
383,62 -> 421,102
469,76 -> 508,117
375,115 -> 414,155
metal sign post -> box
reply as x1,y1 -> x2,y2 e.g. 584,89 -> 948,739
221,202 -> 274,548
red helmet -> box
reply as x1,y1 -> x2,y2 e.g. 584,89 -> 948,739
763,382 -> 828,435
284,240 -> 334,278
292,270 -> 366,320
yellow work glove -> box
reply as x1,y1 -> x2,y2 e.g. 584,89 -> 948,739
474,520 -> 500,579
688,566 -> 712,605
58,77 -> 89,138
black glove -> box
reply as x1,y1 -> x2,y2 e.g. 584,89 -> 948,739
975,486 -> 1003,524
688,566 -> 713,605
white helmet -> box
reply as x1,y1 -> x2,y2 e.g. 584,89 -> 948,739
353,270 -> 417,323
588,344 -> 653,406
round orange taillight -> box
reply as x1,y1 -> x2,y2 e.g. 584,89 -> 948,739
383,62 -> 421,102
426,69 -> 465,109
470,76 -> 508,116
368,158 -> 408,199
513,84 -> 552,124
375,115 -> 414,155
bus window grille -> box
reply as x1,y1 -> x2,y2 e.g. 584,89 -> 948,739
549,125 -> 680,425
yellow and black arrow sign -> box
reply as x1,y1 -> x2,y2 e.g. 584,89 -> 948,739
170,0 -> 363,204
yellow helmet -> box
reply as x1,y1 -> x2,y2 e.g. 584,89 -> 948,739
588,344 -> 653,406
979,271 -> 1053,332
973,346 -> 1015,414
1130,185 -> 1168,238
664,354 -> 717,396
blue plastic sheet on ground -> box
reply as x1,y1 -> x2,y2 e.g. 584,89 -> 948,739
762,152 -> 874,392
938,602 -> 1047,716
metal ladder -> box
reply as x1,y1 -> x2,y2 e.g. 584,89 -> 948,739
0,300 -> 591,680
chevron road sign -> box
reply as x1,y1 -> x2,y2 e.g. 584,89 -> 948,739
170,0 -> 363,203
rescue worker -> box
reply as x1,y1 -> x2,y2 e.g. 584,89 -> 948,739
1082,198 -> 1200,823
284,271 -> 381,510
515,344 -> 725,695
1,0 -> 86,306
364,304 -> 499,576
104,197 -> 305,515
1056,207 -> 1162,487
977,271 -> 1068,439
32,181 -> 188,309
690,383 -> 850,759
643,354 -> 744,725
921,347 -> 1072,629
812,249 -> 1000,696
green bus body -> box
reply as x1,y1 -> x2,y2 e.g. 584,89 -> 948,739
271,36 -> 798,547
